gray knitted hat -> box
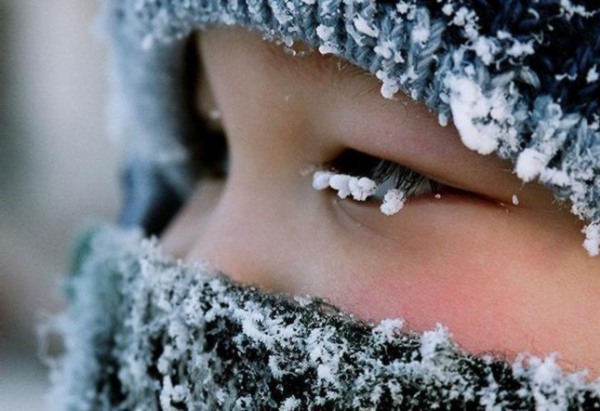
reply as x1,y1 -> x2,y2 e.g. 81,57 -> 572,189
104,0 -> 600,254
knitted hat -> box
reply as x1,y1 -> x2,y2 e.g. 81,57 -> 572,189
102,0 -> 600,255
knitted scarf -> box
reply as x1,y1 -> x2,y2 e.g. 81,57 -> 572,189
45,224 -> 600,410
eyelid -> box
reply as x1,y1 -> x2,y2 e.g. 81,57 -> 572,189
343,141 -> 516,204
315,149 -> 446,215
324,150 -> 439,193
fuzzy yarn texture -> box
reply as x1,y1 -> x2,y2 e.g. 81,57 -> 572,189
101,0 -> 600,254
45,224 -> 600,410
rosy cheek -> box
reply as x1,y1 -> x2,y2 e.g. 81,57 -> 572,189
330,261 -> 525,355
319,198 -> 600,375
325,250 -> 600,377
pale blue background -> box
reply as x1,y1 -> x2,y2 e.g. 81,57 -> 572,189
0,1 -> 119,408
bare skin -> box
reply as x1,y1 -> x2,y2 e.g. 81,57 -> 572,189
162,27 -> 600,376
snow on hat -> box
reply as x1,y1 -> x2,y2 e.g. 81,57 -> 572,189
101,0 -> 600,255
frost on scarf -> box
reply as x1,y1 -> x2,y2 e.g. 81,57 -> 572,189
103,0 -> 600,255
45,225 -> 600,410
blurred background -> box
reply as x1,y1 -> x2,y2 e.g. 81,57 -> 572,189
1,1 -> 120,408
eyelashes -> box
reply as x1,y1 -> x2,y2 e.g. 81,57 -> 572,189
313,150 -> 442,215
369,156 -> 441,202
194,128 -> 441,216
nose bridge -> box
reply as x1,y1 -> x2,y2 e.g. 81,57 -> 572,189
190,181 -> 285,291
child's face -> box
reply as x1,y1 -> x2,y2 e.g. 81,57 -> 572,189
162,28 -> 600,375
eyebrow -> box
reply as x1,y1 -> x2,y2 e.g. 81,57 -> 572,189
264,39 -> 381,100
333,59 -> 382,99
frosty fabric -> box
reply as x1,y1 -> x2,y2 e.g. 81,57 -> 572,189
101,0 -> 600,251
46,224 -> 600,410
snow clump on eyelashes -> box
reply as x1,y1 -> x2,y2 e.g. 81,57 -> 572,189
45,224 -> 600,410
380,188 -> 406,215
313,170 -> 378,202
312,170 -> 406,215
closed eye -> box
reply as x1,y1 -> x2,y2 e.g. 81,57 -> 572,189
311,150 -> 455,215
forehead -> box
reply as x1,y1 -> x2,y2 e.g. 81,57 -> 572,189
265,38 -> 373,89
227,29 -> 396,103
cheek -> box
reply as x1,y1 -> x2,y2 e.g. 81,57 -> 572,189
328,251 -> 528,356
327,252 -> 600,375
319,200 -> 600,374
